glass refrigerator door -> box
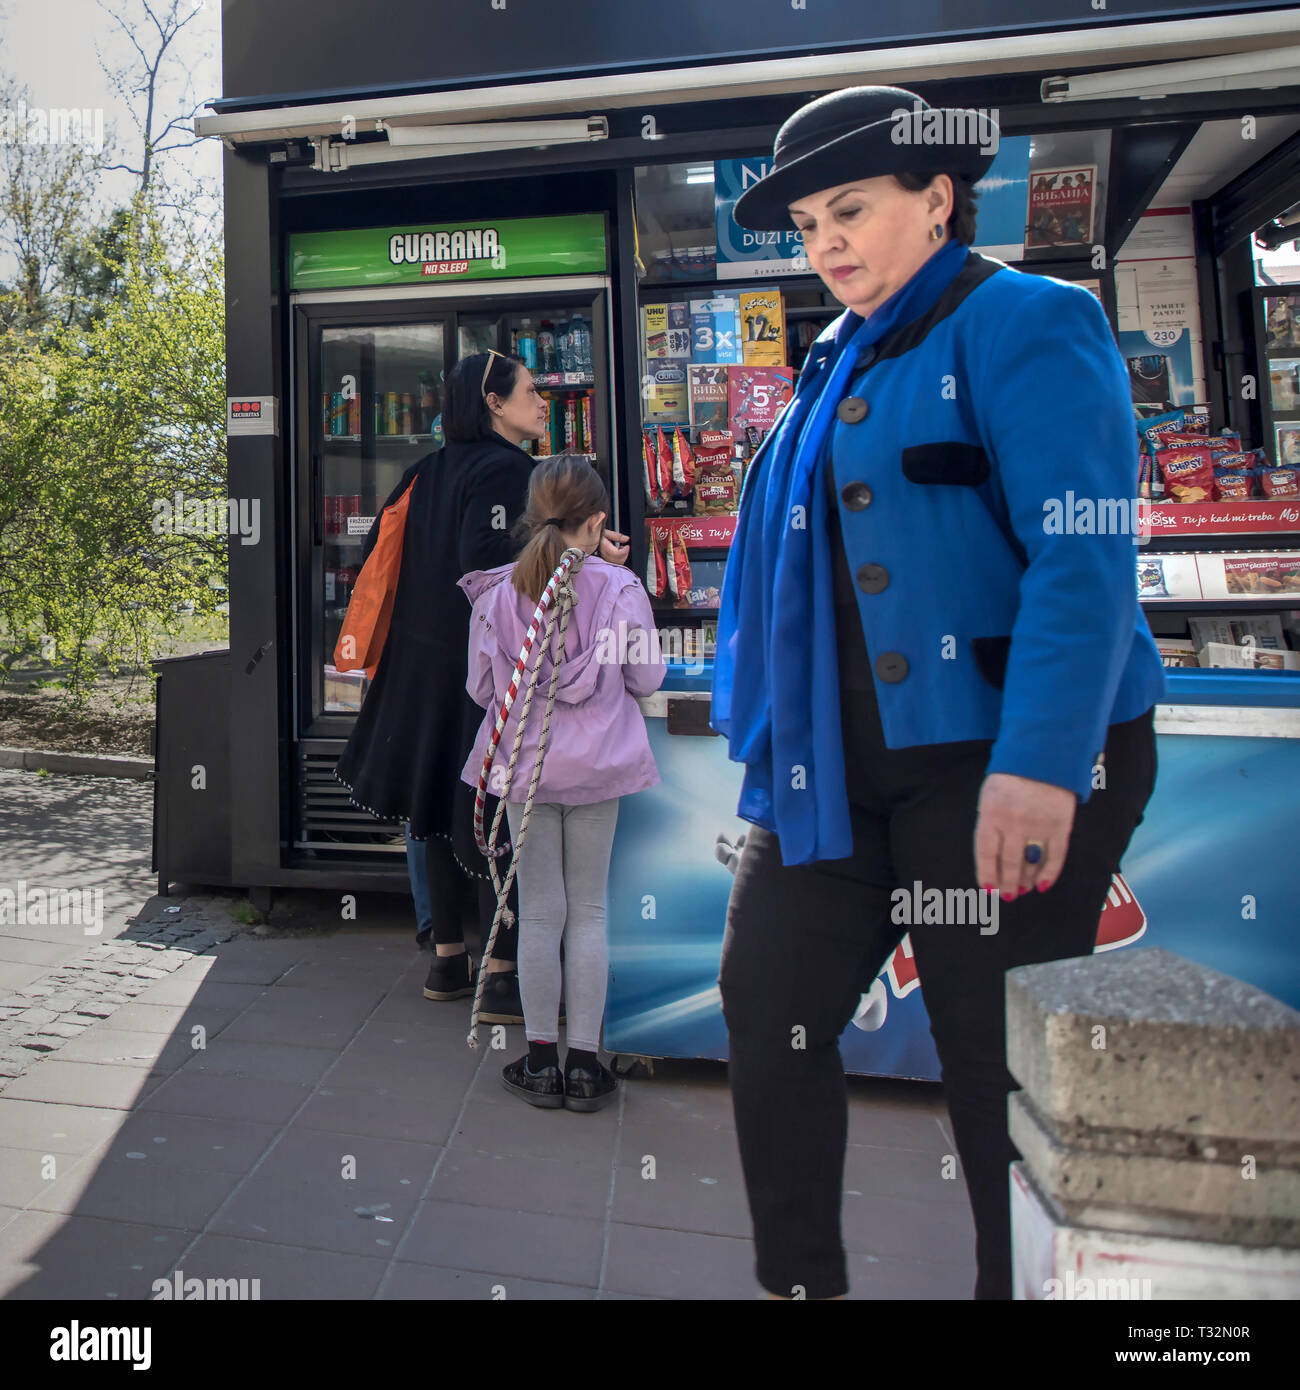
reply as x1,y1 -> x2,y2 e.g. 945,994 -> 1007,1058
505,303 -> 601,466
310,317 -> 448,730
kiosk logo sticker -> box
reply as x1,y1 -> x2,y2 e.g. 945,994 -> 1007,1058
389,227 -> 501,278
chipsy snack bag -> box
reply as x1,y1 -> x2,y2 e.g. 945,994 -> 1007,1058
646,525 -> 668,597
642,430 -> 660,510
672,427 -> 695,494
655,426 -> 674,500
666,530 -> 692,602
1138,410 -> 1187,455
1155,445 -> 1215,503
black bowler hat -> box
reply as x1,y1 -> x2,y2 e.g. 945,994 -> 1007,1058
732,85 -> 999,231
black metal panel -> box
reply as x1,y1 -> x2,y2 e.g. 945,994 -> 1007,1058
153,652 -> 233,891
1209,127 -> 1300,256
1192,199 -> 1230,430
1103,122 -> 1200,259
224,147 -> 289,882
1218,237 -> 1266,444
217,0 -> 1297,108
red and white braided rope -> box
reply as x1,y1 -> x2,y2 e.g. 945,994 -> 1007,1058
467,546 -> 585,1048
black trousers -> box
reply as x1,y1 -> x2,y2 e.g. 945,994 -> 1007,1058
718,686 -> 1157,1300
424,812 -> 520,962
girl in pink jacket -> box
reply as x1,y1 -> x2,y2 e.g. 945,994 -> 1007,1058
460,453 -> 665,1111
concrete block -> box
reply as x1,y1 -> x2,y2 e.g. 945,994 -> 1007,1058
1011,1162 -> 1300,1300
1009,1091 -> 1299,1247
1007,947 -> 1300,1147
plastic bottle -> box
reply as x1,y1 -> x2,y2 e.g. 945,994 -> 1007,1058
516,319 -> 538,370
573,315 -> 593,376
538,321 -> 559,374
556,318 -> 573,373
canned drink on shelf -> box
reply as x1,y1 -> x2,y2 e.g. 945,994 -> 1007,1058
549,397 -> 564,454
399,393 -> 414,435
581,394 -> 593,453
564,397 -> 577,451
321,392 -> 331,435
346,392 -> 361,436
329,391 -> 347,435
385,391 -> 400,434
374,393 -> 385,436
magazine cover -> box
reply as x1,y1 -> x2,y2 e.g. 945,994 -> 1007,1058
1026,165 -> 1097,248
728,365 -> 794,440
689,364 -> 730,431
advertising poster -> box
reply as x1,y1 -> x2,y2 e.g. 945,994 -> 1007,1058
1026,165 -> 1097,248
970,134 -> 1032,261
1116,208 -> 1206,410
714,136 -> 1032,277
606,717 -> 1300,1078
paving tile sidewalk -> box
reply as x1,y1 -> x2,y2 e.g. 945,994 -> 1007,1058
0,768 -> 976,1300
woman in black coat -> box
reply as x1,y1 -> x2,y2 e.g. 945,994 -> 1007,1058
335,351 -> 548,1020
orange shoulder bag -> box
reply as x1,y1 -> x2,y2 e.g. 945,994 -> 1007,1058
332,476 -> 417,679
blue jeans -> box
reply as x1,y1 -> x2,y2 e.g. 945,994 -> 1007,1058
405,822 -> 434,945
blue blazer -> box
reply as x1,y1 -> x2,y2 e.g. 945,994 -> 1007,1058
807,252 -> 1165,801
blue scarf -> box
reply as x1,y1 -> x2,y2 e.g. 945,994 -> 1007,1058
712,238 -> 969,865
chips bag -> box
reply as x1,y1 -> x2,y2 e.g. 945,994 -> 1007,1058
642,430 -> 659,510
1259,467 -> 1300,499
646,526 -> 667,597
668,530 -> 692,601
655,427 -> 674,501
1155,445 -> 1215,503
1213,468 -> 1253,499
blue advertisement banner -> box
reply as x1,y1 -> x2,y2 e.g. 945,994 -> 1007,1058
714,137 -> 1032,281
606,719 -> 1300,1080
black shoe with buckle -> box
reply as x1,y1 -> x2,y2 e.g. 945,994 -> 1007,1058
422,951 -> 475,1001
563,1056 -> 618,1112
477,969 -> 525,1024
501,1054 -> 565,1108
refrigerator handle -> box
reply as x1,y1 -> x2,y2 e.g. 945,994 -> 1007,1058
311,452 -> 322,546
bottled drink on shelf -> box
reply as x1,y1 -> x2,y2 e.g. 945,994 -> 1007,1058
557,318 -> 574,373
538,321 -> 559,374
570,315 -> 592,375
418,371 -> 437,433
516,319 -> 538,370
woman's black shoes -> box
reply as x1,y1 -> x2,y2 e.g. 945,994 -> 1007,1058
476,969 -> 525,1024
423,951 -> 476,1000
563,1057 -> 619,1112
501,1055 -> 565,1108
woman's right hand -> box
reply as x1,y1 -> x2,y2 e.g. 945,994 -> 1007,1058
599,529 -> 630,565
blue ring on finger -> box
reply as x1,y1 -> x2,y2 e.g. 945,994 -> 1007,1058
1024,841 -> 1044,865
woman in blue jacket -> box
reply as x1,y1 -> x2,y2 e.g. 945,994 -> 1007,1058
712,86 -> 1165,1302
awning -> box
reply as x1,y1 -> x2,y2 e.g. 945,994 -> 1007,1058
195,9 -> 1300,150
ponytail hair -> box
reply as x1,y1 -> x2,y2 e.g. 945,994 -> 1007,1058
511,453 -> 611,603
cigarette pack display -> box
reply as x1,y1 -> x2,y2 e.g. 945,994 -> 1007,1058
689,365 -> 730,432
689,297 -> 741,364
739,290 -> 786,366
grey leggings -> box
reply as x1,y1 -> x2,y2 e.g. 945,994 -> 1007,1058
504,797 -> 620,1054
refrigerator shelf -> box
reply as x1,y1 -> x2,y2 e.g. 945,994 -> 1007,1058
533,373 -> 594,389
323,434 -> 441,447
